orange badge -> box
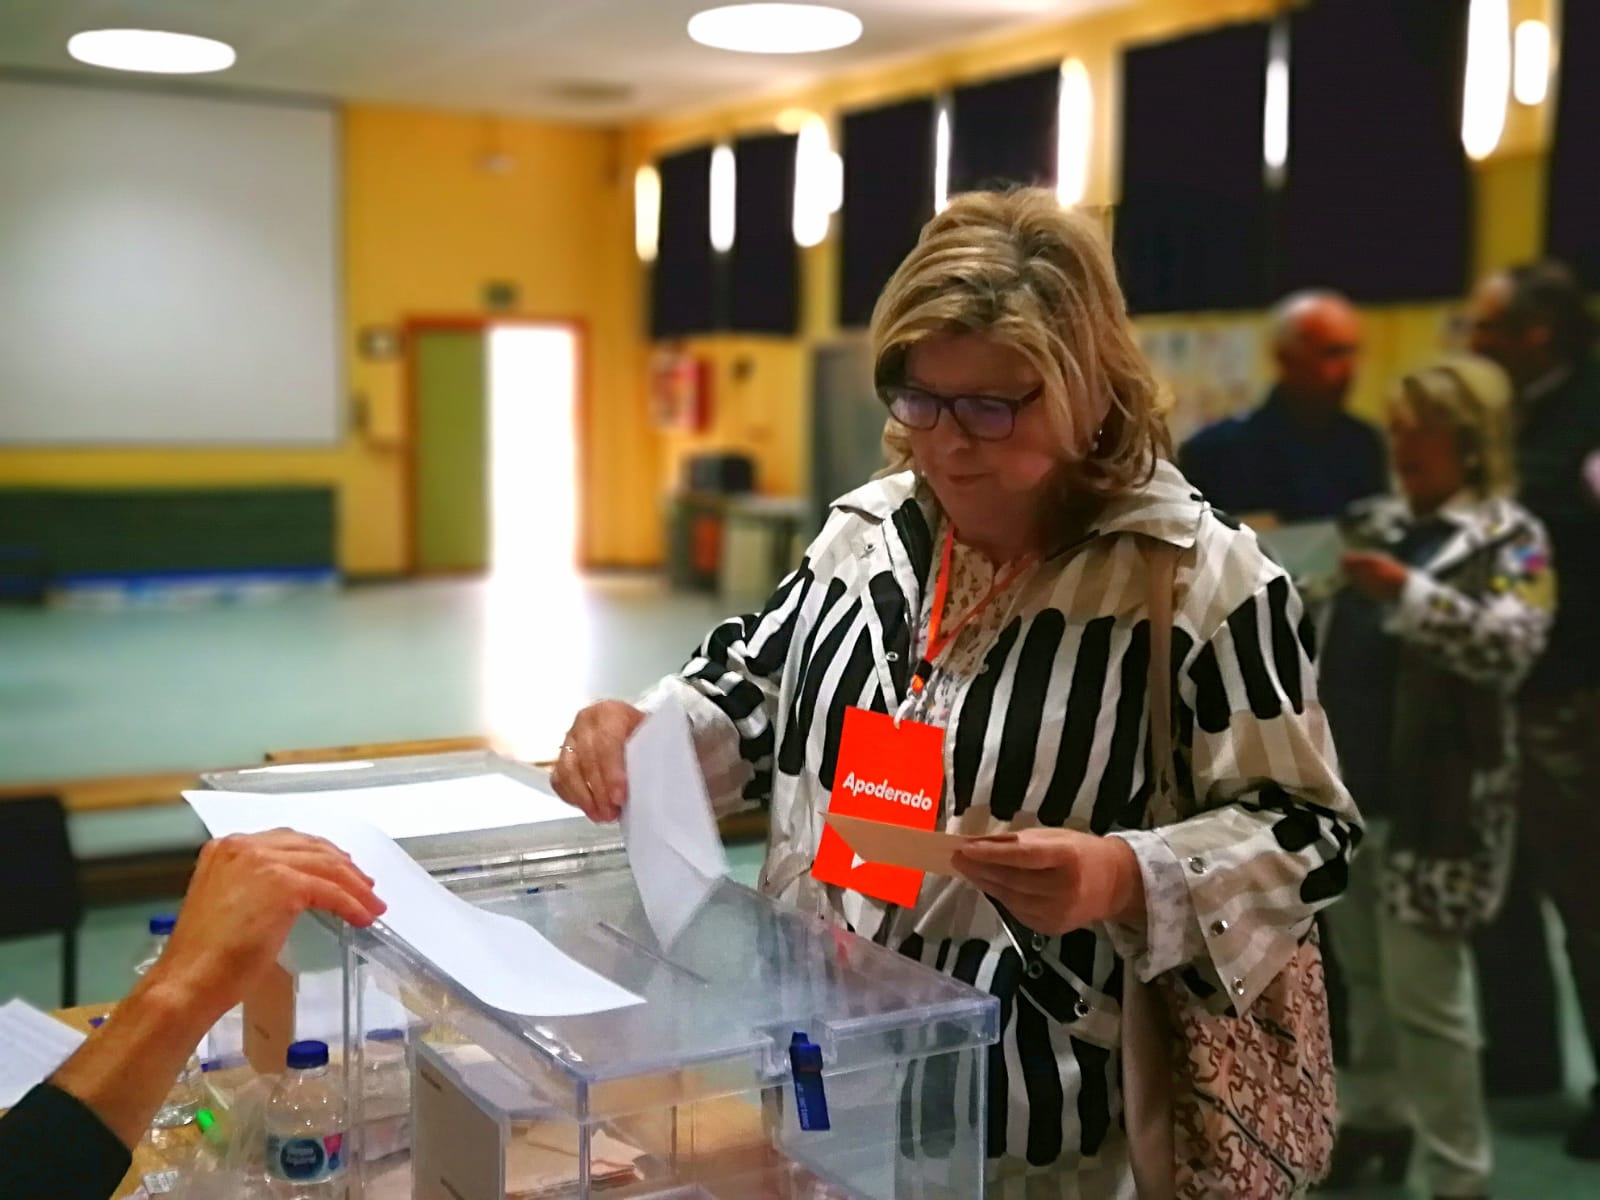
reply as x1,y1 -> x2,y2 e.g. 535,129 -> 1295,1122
812,707 -> 946,907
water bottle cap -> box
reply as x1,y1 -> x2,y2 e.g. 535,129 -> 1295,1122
366,1028 -> 405,1044
148,914 -> 177,936
286,1040 -> 330,1070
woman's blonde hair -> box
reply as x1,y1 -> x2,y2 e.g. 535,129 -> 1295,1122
1390,354 -> 1517,498
870,188 -> 1170,496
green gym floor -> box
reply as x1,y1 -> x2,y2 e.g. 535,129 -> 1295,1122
2,575 -> 1598,1196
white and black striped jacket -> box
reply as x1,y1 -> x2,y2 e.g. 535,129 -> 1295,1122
648,459 -> 1360,1191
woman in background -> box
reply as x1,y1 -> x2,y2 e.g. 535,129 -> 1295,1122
1319,357 -> 1553,1199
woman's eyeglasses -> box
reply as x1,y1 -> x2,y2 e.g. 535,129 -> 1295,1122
878,384 -> 1044,442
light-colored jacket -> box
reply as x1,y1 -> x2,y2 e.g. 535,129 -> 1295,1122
647,459 -> 1361,1185
1328,493 -> 1553,933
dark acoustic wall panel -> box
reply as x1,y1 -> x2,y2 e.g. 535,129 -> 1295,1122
730,132 -> 800,334
949,66 -> 1061,195
0,487 -> 336,578
839,97 -> 937,329
1115,21 -> 1273,313
1278,0 -> 1470,302
1547,0 -> 1600,288
651,145 -> 716,339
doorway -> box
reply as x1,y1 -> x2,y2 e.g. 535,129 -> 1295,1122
409,319 -> 583,576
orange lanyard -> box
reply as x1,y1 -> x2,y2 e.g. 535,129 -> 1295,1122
908,528 -> 1038,698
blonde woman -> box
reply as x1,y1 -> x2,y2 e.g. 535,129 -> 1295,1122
1319,357 -> 1553,1199
555,189 -> 1359,1195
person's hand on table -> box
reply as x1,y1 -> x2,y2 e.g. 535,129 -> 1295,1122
952,829 -> 1144,936
1340,551 -> 1409,602
551,700 -> 647,822
157,830 -> 387,1018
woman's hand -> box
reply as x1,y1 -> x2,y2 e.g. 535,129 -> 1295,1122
550,700 -> 648,822
951,829 -> 1144,936
1341,551 -> 1409,601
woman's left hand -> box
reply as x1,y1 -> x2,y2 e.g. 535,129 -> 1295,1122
1341,551 -> 1409,601
952,829 -> 1144,936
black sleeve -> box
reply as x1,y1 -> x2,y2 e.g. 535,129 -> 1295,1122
0,1084 -> 131,1200
1177,428 -> 1226,507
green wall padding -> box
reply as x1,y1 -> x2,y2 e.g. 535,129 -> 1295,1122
0,486 -> 336,578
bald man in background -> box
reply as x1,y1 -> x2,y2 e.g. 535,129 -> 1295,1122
1180,290 -> 1387,523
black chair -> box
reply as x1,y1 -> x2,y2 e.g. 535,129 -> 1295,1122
0,796 -> 82,1006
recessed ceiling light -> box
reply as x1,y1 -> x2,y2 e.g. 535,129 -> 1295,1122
67,29 -> 236,75
688,4 -> 863,55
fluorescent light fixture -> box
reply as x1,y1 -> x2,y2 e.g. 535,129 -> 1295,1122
710,143 -> 736,253
688,4 -> 862,54
1461,0 -> 1510,161
1513,19 -> 1550,106
635,164 -> 661,263
1056,59 -> 1092,207
67,28 -> 235,74
793,114 -> 839,248
934,102 -> 951,214
1263,20 -> 1290,176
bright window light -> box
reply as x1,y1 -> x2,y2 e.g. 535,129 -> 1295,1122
1263,20 -> 1290,176
1462,0 -> 1510,161
67,29 -> 235,74
688,4 -> 863,55
634,164 -> 661,263
934,102 -> 951,214
1056,59 -> 1092,207
793,114 -> 839,248
1513,19 -> 1551,106
710,143 -> 736,253
484,324 -> 585,760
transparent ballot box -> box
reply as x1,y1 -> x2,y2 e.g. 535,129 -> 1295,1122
337,869 -> 1000,1200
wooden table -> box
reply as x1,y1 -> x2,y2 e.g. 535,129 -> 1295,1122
40,1004 -> 776,1198
24,1005 -> 202,1199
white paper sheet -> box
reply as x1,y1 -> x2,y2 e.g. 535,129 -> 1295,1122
621,699 -> 729,946
214,772 -> 577,841
185,793 -> 642,1018
0,998 -> 87,1107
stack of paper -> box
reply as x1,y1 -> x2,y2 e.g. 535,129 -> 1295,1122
0,998 -> 87,1108
209,771 -> 576,841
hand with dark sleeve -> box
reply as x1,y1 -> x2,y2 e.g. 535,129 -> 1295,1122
0,831 -> 385,1200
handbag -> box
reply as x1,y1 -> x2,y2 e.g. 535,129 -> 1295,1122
1122,538 -> 1337,1199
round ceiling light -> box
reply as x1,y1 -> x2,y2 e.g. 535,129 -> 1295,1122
688,4 -> 863,55
67,29 -> 236,75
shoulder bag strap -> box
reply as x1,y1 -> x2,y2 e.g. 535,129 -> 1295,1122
1123,534 -> 1182,1200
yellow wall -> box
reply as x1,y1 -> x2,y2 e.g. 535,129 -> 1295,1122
0,102 -> 653,575
621,0 -> 1561,531
344,105 -> 651,569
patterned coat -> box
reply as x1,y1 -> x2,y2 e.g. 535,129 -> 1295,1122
646,460 -> 1361,1194
1332,494 -> 1553,934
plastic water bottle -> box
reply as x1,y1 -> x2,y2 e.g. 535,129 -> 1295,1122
130,913 -> 177,978
264,1040 -> 348,1198
131,914 -> 200,1128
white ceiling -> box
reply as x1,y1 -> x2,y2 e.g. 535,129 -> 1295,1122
0,0 -> 1129,123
